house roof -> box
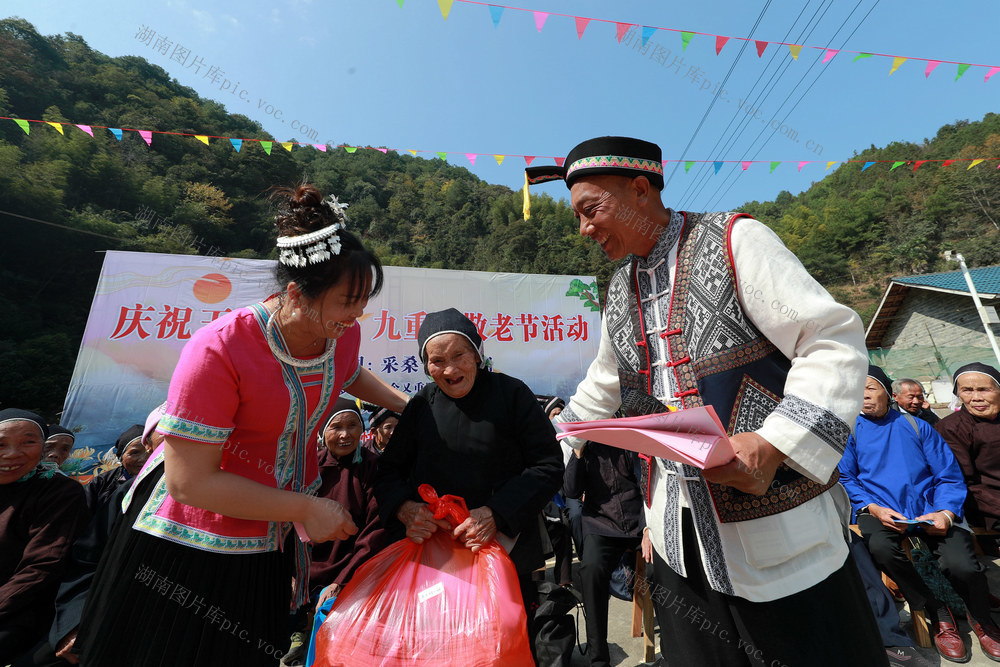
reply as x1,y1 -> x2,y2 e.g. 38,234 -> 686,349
864,264 -> 1000,349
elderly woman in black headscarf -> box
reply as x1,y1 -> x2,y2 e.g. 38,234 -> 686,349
373,308 -> 563,626
0,409 -> 88,664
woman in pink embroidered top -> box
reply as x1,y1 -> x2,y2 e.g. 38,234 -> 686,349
75,184 -> 408,667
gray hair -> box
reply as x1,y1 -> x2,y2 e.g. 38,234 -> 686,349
891,378 -> 922,395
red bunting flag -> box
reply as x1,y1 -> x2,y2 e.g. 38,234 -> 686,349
755,40 -> 767,57
575,16 -> 590,39
524,156 -> 536,166
715,35 -> 729,55
942,159 -> 955,167
913,160 -> 928,171
616,23 -> 631,43
554,157 -> 565,167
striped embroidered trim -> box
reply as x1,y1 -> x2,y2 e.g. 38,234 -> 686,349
343,363 -> 362,388
566,155 -> 664,177
772,393 -> 852,454
158,413 -> 232,445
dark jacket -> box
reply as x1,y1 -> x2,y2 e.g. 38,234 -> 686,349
937,406 -> 1000,528
563,442 -> 645,539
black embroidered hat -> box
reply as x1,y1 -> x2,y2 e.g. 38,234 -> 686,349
867,365 -> 893,398
370,407 -> 401,430
417,308 -> 486,368
46,425 -> 76,443
114,424 -> 144,460
952,362 -> 1000,394
0,408 -> 48,440
524,136 -> 665,191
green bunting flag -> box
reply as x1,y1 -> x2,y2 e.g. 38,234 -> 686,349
956,63 -> 971,81
13,118 -> 29,134
680,32 -> 694,51
260,141 -> 272,155
853,53 -> 872,63
436,152 -> 447,160
890,161 -> 905,171
769,161 -> 780,173
344,146 -> 358,153
684,161 -> 694,173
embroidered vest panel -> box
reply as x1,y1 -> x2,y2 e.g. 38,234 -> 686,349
607,211 -> 837,523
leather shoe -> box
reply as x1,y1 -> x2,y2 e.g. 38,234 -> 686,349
968,614 -> 1000,662
930,608 -> 969,663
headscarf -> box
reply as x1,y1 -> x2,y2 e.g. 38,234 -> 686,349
45,425 -> 75,443
952,362 -> 1000,394
370,407 -> 401,430
115,424 -> 144,460
417,308 -> 486,368
524,136 -> 665,190
319,397 -> 364,463
143,402 -> 168,447
536,395 -> 565,416
0,408 -> 49,440
867,365 -> 893,399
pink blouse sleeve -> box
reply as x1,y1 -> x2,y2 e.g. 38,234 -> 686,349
157,326 -> 238,445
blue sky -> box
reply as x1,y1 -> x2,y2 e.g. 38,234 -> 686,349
5,0 -> 999,210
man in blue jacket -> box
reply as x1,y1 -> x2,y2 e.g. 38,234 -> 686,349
840,365 -> 999,663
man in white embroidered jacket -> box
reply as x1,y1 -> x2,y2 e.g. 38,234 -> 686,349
526,136 -> 886,667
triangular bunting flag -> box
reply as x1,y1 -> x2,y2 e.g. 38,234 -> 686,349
494,155 -> 505,166
680,31 -> 694,51
196,135 -> 209,145
575,16 -> 590,40
75,124 -> 93,137
825,161 -> 837,170
396,0 -> 403,6
108,128 -> 123,141
715,35 -> 729,55
642,26 -> 656,46
437,0 -> 453,20
788,45 -> 802,61
533,11 -> 548,32
46,122 -> 64,135
229,138 -> 242,152
853,53 -> 872,63
968,159 -> 984,169
890,161 -> 905,171
489,5 -> 503,28
408,150 -> 417,156
769,161 -> 780,173
755,40 -> 767,57
684,161 -> 694,173
524,156 -> 536,166
436,152 -> 447,160
741,161 -> 752,171
943,159 -> 955,167
956,63 -> 971,81
713,161 -> 723,174
797,161 -> 809,172
554,157 -> 565,167
138,130 -> 152,146
376,148 -> 388,154
465,153 -> 477,165
313,144 -> 327,152
986,66 -> 1000,83
280,142 -> 293,152
261,141 -> 272,155
822,49 -> 838,64
913,160 -> 928,171
616,23 -> 631,43
861,161 -> 875,171
925,60 -> 940,78
889,57 -> 906,75
344,146 -> 358,153
13,119 -> 30,135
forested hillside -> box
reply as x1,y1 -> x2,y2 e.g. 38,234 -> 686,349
2,17 -> 998,418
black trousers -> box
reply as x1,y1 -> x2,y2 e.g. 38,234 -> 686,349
651,510 -> 887,667
858,514 -> 991,623
579,533 -> 641,667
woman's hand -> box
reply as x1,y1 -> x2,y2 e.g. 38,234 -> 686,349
302,497 -> 358,543
397,501 -> 450,543
316,583 -> 343,610
55,629 -> 79,664
453,506 -> 497,553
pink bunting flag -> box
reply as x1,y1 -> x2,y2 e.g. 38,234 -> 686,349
138,130 -> 152,146
533,11 -> 548,32
715,35 -> 729,55
376,147 -> 388,154
822,49 -> 838,64
465,153 -> 477,165
524,156 -> 536,166
741,161 -> 752,171
986,66 -> 1000,83
616,23 -> 631,43
755,40 -> 767,57
575,16 -> 590,39
313,144 -> 327,152
75,124 -> 94,137
925,60 -> 940,78
555,157 -> 565,167
797,161 -> 809,172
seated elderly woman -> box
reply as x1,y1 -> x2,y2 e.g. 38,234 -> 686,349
0,409 -> 88,664
43,425 -> 76,468
365,406 -> 400,455
84,424 -> 150,514
373,308 -> 563,635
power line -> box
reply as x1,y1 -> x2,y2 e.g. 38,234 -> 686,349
0,208 -> 127,242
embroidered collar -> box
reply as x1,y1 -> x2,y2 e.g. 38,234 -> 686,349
15,462 -> 60,483
637,209 -> 684,269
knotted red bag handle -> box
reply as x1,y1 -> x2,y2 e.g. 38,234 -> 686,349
418,484 -> 470,528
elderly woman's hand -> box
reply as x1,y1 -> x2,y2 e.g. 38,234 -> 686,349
398,500 -> 451,543
453,506 -> 497,553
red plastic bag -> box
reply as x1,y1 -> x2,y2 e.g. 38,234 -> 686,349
314,484 -> 534,666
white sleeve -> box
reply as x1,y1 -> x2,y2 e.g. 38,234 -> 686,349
554,316 -> 622,465
730,218 -> 867,483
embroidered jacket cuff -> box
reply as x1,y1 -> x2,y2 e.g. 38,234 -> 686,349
756,400 -> 849,484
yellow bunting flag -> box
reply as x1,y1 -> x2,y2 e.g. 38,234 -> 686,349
46,122 -> 65,135
408,150 -> 417,156
968,159 -> 984,169
280,142 -> 293,152
438,0 -> 453,20
195,135 -> 209,145
889,57 -> 906,75
825,161 -> 837,170
523,171 -> 531,220
494,155 -> 505,166
788,45 -> 802,61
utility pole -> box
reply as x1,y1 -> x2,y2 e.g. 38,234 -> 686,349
944,251 -> 1000,368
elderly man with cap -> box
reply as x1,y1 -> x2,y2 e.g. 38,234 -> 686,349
936,362 -> 1000,535
373,308 -> 563,644
527,136 -> 884,666
839,365 -> 999,662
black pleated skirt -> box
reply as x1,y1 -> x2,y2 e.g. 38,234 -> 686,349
76,463 -> 291,667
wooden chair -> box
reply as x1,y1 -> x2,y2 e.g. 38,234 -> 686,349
631,552 -> 657,663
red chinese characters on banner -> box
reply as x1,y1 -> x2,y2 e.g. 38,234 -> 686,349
109,304 -> 232,340
367,311 -> 590,343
